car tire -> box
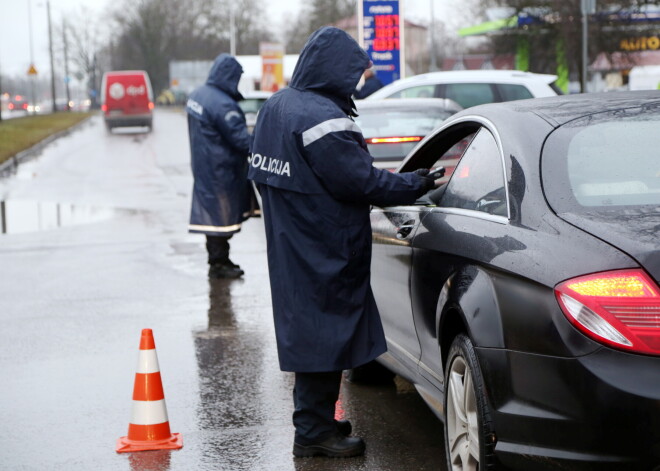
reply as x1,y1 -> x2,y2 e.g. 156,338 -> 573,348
344,360 -> 395,385
444,333 -> 497,470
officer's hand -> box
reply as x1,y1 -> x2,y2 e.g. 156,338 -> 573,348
412,168 -> 435,193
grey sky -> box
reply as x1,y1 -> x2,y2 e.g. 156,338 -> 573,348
0,0 -> 445,78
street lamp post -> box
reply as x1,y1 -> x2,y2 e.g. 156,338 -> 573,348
581,0 -> 596,93
47,0 -> 56,112
62,18 -> 71,111
229,2 -> 236,56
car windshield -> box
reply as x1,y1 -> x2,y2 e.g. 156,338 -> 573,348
543,106 -> 660,211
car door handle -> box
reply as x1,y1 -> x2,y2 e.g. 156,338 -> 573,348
396,223 -> 415,239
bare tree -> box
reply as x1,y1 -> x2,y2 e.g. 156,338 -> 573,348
285,0 -> 356,53
105,0 -> 274,93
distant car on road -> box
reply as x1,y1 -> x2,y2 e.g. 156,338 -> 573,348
239,91 -> 272,134
354,98 -> 461,170
101,70 -> 154,132
364,90 -> 660,470
8,95 -> 29,112
367,69 -> 561,109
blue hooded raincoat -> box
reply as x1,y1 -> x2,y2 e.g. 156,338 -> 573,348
187,54 -> 253,235
248,27 -> 425,372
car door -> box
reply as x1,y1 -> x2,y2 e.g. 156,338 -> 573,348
370,123 -> 478,375
370,203 -> 425,372
406,123 -> 509,390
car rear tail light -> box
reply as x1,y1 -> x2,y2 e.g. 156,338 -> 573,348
101,104 -> 108,112
148,102 -> 155,110
8,103 -> 14,110
555,269 -> 660,355
366,136 -> 422,144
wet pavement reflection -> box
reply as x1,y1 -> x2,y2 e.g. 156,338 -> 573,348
0,199 -> 120,234
192,278 -> 447,471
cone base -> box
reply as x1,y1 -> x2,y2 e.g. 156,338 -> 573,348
116,432 -> 183,453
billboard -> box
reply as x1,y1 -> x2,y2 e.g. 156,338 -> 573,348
359,0 -> 404,85
260,42 -> 285,92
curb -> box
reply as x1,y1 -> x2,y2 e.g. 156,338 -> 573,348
0,114 -> 95,177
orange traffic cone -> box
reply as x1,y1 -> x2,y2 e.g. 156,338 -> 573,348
116,328 -> 183,453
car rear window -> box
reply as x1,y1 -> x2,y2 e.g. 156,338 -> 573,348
497,84 -> 533,101
355,108 -> 452,139
442,83 -> 496,109
543,108 -> 660,211
356,107 -> 453,160
568,121 -> 659,207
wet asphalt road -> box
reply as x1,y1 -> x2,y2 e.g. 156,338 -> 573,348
0,109 -> 446,471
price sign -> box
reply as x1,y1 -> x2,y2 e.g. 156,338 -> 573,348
359,0 -> 404,85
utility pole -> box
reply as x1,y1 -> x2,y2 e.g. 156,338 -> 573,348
62,18 -> 71,111
47,0 -> 56,112
429,0 -> 437,72
229,3 -> 236,56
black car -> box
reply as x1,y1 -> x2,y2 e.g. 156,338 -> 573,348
354,98 -> 462,170
366,91 -> 660,470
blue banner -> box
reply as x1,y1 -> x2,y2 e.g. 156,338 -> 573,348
361,0 -> 402,85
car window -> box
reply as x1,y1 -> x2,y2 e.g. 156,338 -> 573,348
389,85 -> 436,99
442,84 -> 496,108
239,98 -> 266,114
497,84 -> 533,101
428,134 -> 476,184
439,128 -> 507,217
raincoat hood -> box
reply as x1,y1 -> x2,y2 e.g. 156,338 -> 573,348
290,27 -> 371,100
206,53 -> 244,101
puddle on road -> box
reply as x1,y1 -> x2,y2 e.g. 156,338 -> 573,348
0,200 -> 116,234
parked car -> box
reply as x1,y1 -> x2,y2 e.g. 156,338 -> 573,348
100,70 -> 154,131
354,98 -> 462,170
366,69 -> 561,109
239,91 -> 273,134
363,90 -> 660,470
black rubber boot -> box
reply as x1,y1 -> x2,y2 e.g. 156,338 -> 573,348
335,419 -> 352,436
208,262 -> 244,279
293,433 -> 365,458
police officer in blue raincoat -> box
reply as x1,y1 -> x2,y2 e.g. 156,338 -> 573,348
248,27 -> 435,458
187,54 -> 255,279
354,67 -> 384,99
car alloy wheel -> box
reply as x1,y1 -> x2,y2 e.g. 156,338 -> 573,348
444,334 -> 496,471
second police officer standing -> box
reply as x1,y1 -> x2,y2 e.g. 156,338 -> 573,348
248,27 -> 435,458
186,53 -> 256,279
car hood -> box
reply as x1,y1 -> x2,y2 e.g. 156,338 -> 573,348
557,208 -> 660,282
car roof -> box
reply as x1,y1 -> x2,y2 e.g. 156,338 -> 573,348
379,69 -> 558,87
355,97 -> 462,113
459,90 -> 660,127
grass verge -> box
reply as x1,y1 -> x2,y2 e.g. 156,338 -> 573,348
0,112 -> 94,165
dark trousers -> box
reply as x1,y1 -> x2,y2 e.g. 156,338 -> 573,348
205,234 -> 232,265
293,371 -> 342,445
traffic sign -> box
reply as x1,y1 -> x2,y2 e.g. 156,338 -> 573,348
27,64 -> 38,75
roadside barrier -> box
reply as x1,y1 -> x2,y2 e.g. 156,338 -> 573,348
116,328 -> 183,453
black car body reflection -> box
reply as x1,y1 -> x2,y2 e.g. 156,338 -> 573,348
368,91 -> 660,470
